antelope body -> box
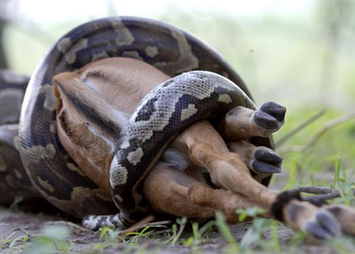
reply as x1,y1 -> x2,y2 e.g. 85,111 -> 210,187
53,57 -> 355,238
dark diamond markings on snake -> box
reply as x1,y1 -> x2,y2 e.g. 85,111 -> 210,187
134,97 -> 158,122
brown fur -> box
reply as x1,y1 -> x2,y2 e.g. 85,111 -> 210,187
54,57 -> 355,236
218,106 -> 280,141
144,120 -> 277,222
53,57 -> 169,192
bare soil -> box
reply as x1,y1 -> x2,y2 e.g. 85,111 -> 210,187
0,168 -> 351,253
0,205 -> 350,254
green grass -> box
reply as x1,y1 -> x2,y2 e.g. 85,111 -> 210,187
2,3 -> 355,254
272,106 -> 355,190
22,225 -> 71,254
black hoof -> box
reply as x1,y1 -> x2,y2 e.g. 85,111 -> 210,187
251,160 -> 281,174
316,209 -> 341,236
305,209 -> 341,240
254,149 -> 283,166
253,110 -> 279,130
260,101 -> 286,122
305,222 -> 333,240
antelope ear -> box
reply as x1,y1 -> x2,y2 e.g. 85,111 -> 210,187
53,81 -> 62,113
52,72 -> 126,192
85,121 -> 116,152
52,72 -> 129,141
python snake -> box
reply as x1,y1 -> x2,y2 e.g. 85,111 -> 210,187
0,16 -> 274,229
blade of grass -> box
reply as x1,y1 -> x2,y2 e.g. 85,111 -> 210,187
215,212 -> 240,252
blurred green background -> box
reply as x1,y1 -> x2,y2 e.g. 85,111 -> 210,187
1,0 -> 355,189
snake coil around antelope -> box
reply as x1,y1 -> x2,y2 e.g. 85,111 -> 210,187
0,17 -> 274,229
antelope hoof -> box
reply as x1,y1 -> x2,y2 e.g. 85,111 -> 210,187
253,102 -> 286,130
260,101 -> 286,122
304,209 -> 341,240
325,204 -> 355,235
251,148 -> 282,174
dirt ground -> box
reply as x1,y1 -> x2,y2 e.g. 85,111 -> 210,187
1,170 -> 353,253
0,205 -> 351,254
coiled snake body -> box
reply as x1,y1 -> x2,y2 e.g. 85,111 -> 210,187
0,17 -> 273,228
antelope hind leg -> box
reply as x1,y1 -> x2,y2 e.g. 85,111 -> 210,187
177,121 -> 344,239
144,162 -> 216,219
228,140 -> 283,174
144,161 -> 264,224
145,136 -> 343,239
175,120 -> 278,208
191,142 -> 344,239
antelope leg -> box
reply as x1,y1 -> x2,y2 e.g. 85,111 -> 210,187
174,120 -> 342,239
228,141 -> 282,174
144,162 -> 215,219
219,101 -> 286,141
174,120 -> 277,208
323,204 -> 355,236
144,162 -> 264,224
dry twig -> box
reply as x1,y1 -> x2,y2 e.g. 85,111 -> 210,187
120,215 -> 171,236
44,221 -> 92,232
302,112 -> 355,152
277,111 -> 355,154
275,108 -> 326,148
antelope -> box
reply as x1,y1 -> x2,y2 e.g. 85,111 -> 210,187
53,57 -> 355,239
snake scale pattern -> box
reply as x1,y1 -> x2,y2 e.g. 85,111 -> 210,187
0,16 -> 273,229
